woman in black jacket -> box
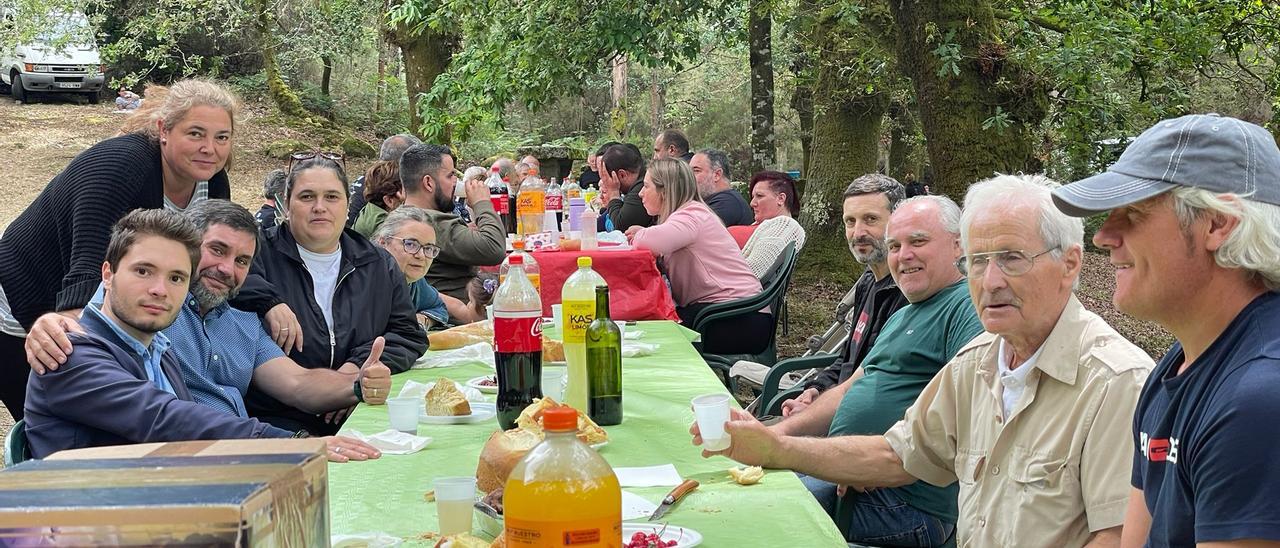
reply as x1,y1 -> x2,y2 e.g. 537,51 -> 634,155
0,78 -> 239,419
234,155 -> 427,435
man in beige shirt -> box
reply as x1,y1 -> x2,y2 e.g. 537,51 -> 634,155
693,175 -> 1153,548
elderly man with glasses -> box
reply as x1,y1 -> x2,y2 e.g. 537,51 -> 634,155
695,174 -> 1153,548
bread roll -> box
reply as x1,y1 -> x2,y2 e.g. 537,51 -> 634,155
427,320 -> 495,350
425,378 -> 472,416
476,429 -> 541,493
541,338 -> 565,363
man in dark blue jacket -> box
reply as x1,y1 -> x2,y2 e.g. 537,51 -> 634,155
22,209 -> 382,461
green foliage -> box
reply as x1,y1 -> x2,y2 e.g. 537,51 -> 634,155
389,0 -> 737,140
931,29 -> 961,77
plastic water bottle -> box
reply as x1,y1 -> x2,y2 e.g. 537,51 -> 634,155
545,177 -> 564,229
561,257 -> 607,411
567,197 -> 587,232
581,209 -> 598,250
563,177 -> 583,201
517,176 -> 546,236
493,254 -> 543,430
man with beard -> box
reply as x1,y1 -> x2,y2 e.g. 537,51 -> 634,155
24,201 -> 388,463
402,144 -> 505,301
23,208 -> 385,461
779,174 -> 911,416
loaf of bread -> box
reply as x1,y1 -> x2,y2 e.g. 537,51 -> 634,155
475,429 -> 542,493
515,397 -> 608,445
427,320 -> 495,350
424,378 -> 472,416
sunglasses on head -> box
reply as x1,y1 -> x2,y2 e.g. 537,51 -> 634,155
288,150 -> 346,171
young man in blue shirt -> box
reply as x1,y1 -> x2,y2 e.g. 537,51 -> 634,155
1053,114 -> 1280,547
25,201 -> 390,459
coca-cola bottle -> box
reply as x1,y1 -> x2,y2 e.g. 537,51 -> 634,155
486,167 -> 510,231
545,177 -> 564,229
494,254 -> 544,430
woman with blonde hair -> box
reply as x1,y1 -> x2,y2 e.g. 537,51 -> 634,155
1,78 -> 239,420
627,158 -> 770,355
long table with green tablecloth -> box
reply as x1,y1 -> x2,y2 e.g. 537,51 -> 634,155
328,320 -> 845,546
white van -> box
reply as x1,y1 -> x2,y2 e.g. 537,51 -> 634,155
0,12 -> 105,103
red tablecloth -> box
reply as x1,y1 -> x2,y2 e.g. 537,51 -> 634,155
529,248 -> 679,321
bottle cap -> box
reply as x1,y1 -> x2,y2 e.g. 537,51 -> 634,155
512,240 -> 525,251
577,256 -> 592,268
509,255 -> 523,265
542,406 -> 578,432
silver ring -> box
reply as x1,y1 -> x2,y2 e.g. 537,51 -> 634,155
335,446 -> 342,454
371,388 -> 378,396
281,327 -> 290,331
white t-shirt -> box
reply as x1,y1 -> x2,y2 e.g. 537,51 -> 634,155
996,338 -> 1043,419
297,244 -> 342,334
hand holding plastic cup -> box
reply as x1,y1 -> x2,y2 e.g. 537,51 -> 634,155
387,397 -> 419,435
692,394 -> 732,452
433,476 -> 477,535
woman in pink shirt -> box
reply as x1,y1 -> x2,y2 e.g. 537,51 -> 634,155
627,159 -> 771,355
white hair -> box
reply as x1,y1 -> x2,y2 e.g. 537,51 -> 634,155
892,194 -> 963,247
960,174 -> 1084,260
463,166 -> 487,183
1170,186 -> 1280,291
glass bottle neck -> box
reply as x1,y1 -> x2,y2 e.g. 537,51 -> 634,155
595,289 -> 610,320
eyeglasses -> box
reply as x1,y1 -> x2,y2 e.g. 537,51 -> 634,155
287,150 -> 346,171
386,236 -> 441,259
956,248 -> 1058,278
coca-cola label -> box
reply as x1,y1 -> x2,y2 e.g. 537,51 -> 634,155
495,312 -> 543,353
545,194 -> 563,211
490,195 -> 505,214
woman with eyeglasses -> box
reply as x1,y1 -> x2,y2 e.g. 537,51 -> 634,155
372,206 -> 448,330
0,78 -> 238,420
233,154 -> 427,435
352,160 -> 404,239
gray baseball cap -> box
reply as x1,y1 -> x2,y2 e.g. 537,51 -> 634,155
1052,114 -> 1280,217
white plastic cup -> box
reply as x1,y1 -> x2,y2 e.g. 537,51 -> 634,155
692,394 -> 732,452
387,397 -> 419,435
551,303 -> 563,327
434,476 -> 477,535
485,304 -> 494,320
542,366 -> 567,401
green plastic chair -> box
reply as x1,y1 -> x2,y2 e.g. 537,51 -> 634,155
4,419 -> 30,466
692,242 -> 799,389
752,353 -> 841,419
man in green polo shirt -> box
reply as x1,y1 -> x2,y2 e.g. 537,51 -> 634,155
762,195 -> 983,546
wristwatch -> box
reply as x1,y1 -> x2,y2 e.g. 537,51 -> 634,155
353,379 -> 364,403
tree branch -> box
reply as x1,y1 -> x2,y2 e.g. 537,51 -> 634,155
992,8 -> 1068,34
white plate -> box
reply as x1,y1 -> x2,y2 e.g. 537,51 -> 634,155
466,375 -> 499,394
622,524 -> 702,547
422,380 -> 486,402
420,402 -> 497,424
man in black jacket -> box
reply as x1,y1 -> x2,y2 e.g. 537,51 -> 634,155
780,174 -> 909,416
599,143 -> 657,231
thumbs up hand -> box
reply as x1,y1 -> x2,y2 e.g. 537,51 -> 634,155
358,337 -> 392,405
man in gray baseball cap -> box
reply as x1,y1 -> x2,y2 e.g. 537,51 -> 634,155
1052,113 -> 1280,547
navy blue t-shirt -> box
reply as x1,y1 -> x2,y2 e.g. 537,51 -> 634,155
1133,291 -> 1280,546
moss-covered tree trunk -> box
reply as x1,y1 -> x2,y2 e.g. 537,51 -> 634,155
392,23 -> 454,141
749,0 -> 777,173
886,1 -> 1047,200
253,0 -> 307,118
887,99 -> 920,180
802,90 -> 887,235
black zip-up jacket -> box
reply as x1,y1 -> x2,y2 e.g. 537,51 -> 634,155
805,269 -> 909,392
233,224 -> 427,434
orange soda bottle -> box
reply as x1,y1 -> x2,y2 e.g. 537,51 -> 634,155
504,406 -> 621,547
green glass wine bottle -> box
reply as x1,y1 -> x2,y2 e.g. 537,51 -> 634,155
585,285 -> 623,425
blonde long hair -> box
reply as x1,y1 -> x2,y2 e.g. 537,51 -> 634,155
119,79 -> 241,171
648,157 -> 701,222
